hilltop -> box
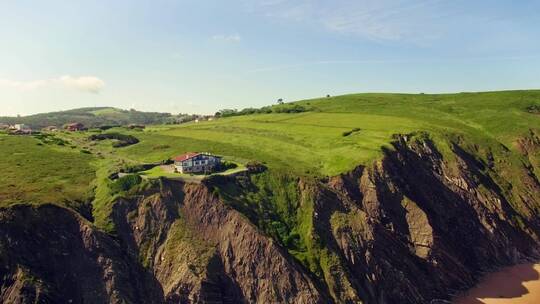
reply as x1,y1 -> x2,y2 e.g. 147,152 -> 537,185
0,106 -> 196,129
115,90 -> 540,175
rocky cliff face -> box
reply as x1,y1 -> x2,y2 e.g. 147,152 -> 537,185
315,134 -> 540,303
1,133 -> 539,304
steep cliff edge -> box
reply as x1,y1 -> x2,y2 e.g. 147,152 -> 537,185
1,131 -> 540,304
0,204 -> 163,303
209,132 -> 540,303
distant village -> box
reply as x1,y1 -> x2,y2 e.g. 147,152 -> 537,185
0,114 -> 218,136
0,122 -> 88,135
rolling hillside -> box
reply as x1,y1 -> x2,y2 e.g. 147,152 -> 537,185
116,90 -> 540,175
0,106 -> 188,129
1,90 -> 539,304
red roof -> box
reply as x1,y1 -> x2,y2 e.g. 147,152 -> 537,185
173,152 -> 200,162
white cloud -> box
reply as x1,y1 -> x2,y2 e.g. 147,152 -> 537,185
212,34 -> 242,42
58,75 -> 105,93
0,75 -> 105,93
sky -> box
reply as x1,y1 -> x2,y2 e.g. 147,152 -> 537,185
0,0 -> 539,116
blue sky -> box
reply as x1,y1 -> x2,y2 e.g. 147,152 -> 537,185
1,0 -> 539,116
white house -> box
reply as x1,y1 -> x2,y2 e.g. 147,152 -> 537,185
14,124 -> 31,131
173,152 -> 222,174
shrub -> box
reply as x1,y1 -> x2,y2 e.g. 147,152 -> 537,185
273,104 -> 307,113
526,104 -> 540,114
342,128 -> 361,137
88,133 -> 139,148
152,144 -> 170,150
98,125 -> 120,130
246,161 -> 267,173
120,163 -> 156,173
110,174 -> 142,194
220,161 -> 238,171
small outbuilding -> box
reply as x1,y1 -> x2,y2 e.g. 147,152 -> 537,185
65,122 -> 86,131
43,126 -> 59,132
173,152 -> 222,174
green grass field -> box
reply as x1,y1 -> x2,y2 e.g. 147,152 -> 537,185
0,134 -> 96,207
113,90 -> 540,176
1,90 -> 538,221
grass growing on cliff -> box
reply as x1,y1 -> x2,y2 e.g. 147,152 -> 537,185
0,135 -> 95,207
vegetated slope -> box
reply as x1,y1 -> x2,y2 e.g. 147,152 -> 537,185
0,90 -> 539,303
0,134 -> 95,214
0,107 -> 174,129
117,90 -> 540,176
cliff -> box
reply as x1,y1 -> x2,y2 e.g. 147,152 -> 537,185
1,132 -> 539,303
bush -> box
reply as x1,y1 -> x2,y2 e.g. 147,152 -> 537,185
152,144 -> 170,150
88,133 -> 139,148
98,125 -> 120,130
110,174 -> 142,194
526,104 -> 540,114
220,161 -> 238,171
342,128 -> 361,137
120,163 -> 156,173
246,161 -> 267,173
273,104 -> 307,113
217,104 -> 309,118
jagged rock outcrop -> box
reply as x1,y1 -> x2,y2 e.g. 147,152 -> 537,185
111,181 -> 328,304
314,134 -> 540,303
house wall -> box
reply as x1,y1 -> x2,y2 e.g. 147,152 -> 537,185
174,154 -> 221,174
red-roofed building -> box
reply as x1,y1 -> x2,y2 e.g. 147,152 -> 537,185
173,152 -> 221,174
65,122 -> 86,131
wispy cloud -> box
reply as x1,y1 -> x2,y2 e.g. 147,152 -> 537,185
0,75 -> 105,93
212,34 -> 242,42
247,0 -> 455,42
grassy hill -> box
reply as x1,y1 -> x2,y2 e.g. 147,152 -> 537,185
1,90 -> 539,207
112,90 -> 540,176
0,107 -> 178,129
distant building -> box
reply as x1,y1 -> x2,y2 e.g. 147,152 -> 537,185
127,124 -> 145,129
14,124 -> 31,131
0,123 -> 9,130
8,124 -> 32,135
43,126 -> 59,132
65,122 -> 86,131
173,152 -> 222,174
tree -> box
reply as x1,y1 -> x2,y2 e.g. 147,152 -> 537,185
218,109 -> 238,117
277,98 -> 284,104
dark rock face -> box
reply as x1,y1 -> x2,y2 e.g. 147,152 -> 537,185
0,204 -> 163,304
1,134 -> 540,304
314,135 -> 540,303
111,181 -> 327,304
